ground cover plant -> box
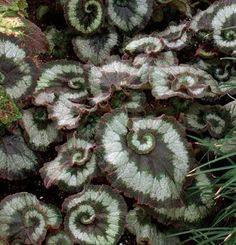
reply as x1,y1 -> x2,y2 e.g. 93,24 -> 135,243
0,0 -> 236,244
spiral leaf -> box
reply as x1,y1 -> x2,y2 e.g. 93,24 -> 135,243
196,59 -> 236,94
182,104 -> 231,138
127,207 -> 180,245
34,61 -> 91,129
0,133 -> 39,180
107,0 -> 153,32
88,60 -> 146,104
47,93 -> 96,130
158,23 -> 190,51
191,0 -> 236,54
0,192 -> 62,244
150,65 -> 220,100
96,110 -> 193,208
40,134 -> 98,192
73,28 -> 118,65
181,104 -> 206,132
124,35 -> 163,55
62,184 -> 127,245
35,61 -> 87,101
151,171 -> 214,224
20,107 -> 62,151
0,33 -> 36,100
64,0 -> 104,35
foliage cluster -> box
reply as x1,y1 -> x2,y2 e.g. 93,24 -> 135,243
0,0 -> 236,244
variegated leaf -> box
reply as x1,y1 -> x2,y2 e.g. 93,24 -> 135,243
191,0 -> 236,54
73,28 -> 118,65
0,134 -> 39,180
88,60 -> 146,104
127,207 -> 180,245
151,171 -> 214,224
46,231 -> 73,245
107,0 -> 153,32
20,107 -> 62,151
40,135 -> 98,192
150,65 -> 220,100
62,185 -> 127,245
0,192 -> 61,244
0,33 -> 36,100
124,35 -> 163,55
96,110 -> 193,208
63,0 -> 104,35
182,104 -> 231,138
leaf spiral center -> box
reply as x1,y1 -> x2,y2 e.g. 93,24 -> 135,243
127,131 -> 156,154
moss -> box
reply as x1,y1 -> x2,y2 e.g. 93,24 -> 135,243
0,86 -> 22,126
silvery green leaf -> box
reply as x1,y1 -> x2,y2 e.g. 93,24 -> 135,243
73,28 -> 118,65
46,231 -> 73,245
124,35 -> 163,55
88,60 -> 146,104
0,33 -> 36,100
158,23 -> 190,51
62,185 -> 127,245
151,171 -> 214,224
0,192 -> 61,244
127,207 -> 181,245
191,0 -> 236,54
40,135 -> 98,192
20,107 -> 62,151
133,51 -> 178,67
107,0 -> 153,32
63,0 -> 104,35
96,109 -> 194,208
182,104 -> 231,138
151,65 -> 220,100
0,134 -> 39,180
48,93 -> 96,130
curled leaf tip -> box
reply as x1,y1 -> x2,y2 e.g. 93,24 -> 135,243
0,192 -> 62,244
64,0 -> 104,35
191,0 -> 236,54
150,65 -> 220,100
40,135 -> 98,192
96,109 -> 193,208
62,184 -> 127,245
